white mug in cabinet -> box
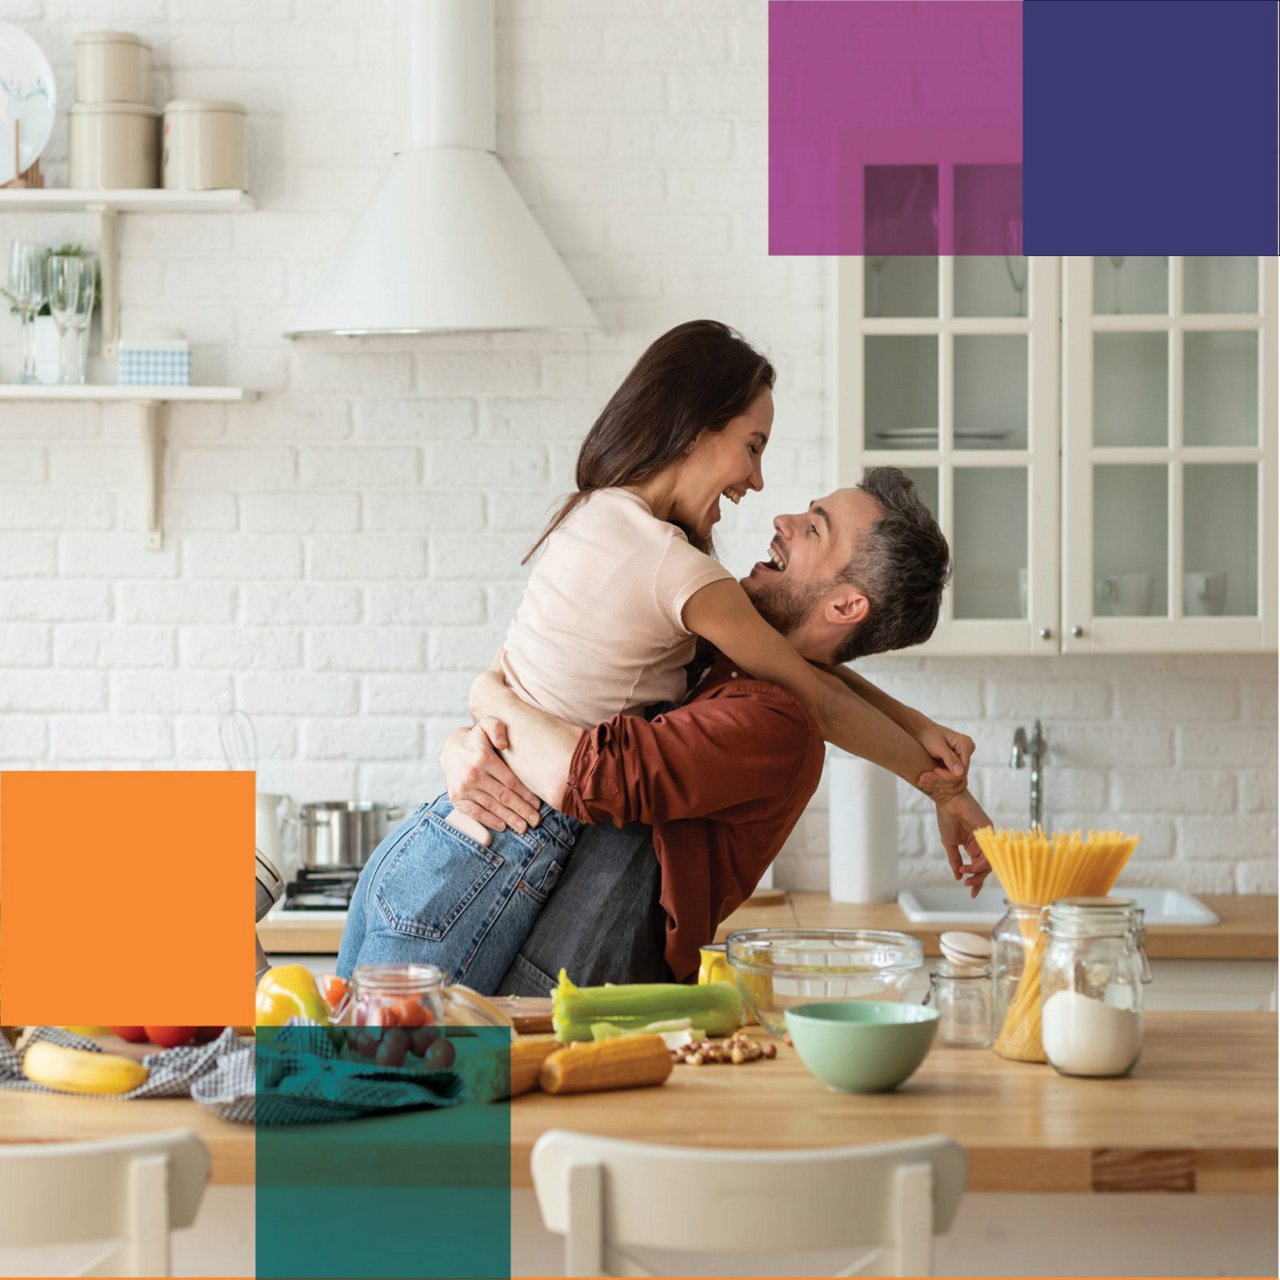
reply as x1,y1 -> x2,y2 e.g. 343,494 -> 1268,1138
827,750 -> 898,904
1096,572 -> 1155,617
1183,570 -> 1228,617
74,30 -> 151,104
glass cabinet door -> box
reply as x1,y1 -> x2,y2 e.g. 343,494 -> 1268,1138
836,254 -> 1060,654
1063,257 -> 1278,652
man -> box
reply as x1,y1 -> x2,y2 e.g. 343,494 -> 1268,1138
431,470 -> 994,993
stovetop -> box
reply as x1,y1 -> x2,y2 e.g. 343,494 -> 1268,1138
281,867 -> 359,911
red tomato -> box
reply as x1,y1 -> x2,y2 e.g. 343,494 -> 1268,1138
394,998 -> 428,1028
193,1026 -> 225,1044
109,1026 -> 148,1043
143,1026 -> 199,1049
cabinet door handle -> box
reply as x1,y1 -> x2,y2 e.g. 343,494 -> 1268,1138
1071,625 -> 1084,638
1039,627 -> 1051,640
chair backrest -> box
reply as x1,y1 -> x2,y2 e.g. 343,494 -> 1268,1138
531,1130 -> 966,1278
0,1129 -> 210,1276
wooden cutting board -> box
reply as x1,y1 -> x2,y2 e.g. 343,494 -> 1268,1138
495,997 -> 554,1035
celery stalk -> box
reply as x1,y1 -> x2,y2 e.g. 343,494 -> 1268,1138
552,969 -> 743,1042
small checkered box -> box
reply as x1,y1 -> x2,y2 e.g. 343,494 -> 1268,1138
118,338 -> 191,387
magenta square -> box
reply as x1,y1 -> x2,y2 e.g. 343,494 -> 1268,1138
769,1 -> 1023,255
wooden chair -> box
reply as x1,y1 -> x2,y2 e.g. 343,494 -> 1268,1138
531,1129 -> 966,1278
0,1129 -> 210,1277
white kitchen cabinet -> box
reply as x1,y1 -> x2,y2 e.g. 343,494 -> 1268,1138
835,256 -> 1278,654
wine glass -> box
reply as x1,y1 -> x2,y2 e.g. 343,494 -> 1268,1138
1003,218 -> 1027,317
65,255 -> 96,385
8,241 -> 47,383
1107,256 -> 1126,314
45,254 -> 82,385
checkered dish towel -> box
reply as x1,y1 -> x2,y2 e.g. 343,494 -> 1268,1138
0,1025 -> 464,1126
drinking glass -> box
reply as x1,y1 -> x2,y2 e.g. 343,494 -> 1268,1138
45,254 -> 82,385
8,241 -> 47,383
1002,218 -> 1027,317
65,255 -> 96,384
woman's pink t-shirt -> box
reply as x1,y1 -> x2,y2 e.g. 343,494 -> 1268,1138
500,488 -> 734,727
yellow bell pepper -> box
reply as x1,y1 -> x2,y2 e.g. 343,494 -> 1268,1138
255,965 -> 330,1026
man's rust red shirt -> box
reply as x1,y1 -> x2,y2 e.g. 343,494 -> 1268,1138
560,653 -> 824,981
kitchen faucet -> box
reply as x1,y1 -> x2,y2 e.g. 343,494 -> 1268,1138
1011,719 -> 1047,830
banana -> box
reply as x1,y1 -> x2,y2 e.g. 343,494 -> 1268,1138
22,1041 -> 149,1095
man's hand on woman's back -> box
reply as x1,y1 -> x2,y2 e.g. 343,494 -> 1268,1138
440,720 -> 544,835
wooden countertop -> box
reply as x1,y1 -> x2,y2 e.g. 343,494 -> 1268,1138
260,894 -> 1277,961
2,1013 -> 1273,1194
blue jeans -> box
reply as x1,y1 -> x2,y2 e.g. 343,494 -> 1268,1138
335,794 -> 582,994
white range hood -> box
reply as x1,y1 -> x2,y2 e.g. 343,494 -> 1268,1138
285,0 -> 598,337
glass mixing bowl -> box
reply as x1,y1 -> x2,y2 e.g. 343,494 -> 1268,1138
726,928 -> 925,1038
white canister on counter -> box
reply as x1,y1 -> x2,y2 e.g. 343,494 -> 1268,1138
827,749 -> 899,903
74,30 -> 151,104
162,100 -> 247,190
69,102 -> 160,188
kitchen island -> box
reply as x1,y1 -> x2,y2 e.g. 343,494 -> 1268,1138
3,1013 -> 1273,1277
1,1012 -> 1272,1192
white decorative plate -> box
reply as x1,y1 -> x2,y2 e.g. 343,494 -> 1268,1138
0,22 -> 56,181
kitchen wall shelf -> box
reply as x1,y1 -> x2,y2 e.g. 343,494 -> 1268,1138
0,188 -> 255,359
1,383 -> 257,550
836,255 -> 1278,655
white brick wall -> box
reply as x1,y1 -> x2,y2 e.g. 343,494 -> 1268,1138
0,0 -> 1275,897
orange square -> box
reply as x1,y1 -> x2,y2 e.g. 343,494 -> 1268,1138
0,771 -> 255,1026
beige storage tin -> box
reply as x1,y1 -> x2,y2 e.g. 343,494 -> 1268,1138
69,102 -> 160,188
162,100 -> 247,191
74,30 -> 151,104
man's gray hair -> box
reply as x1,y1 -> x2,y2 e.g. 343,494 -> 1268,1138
832,467 -> 952,662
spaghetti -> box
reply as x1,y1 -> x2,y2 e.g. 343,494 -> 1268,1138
974,826 -> 1139,1062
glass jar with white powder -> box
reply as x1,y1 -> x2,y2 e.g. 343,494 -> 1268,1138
1040,897 -> 1152,1077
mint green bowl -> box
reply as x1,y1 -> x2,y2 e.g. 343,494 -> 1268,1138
785,1001 -> 939,1093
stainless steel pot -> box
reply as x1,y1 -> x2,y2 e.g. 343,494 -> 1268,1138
294,801 -> 403,870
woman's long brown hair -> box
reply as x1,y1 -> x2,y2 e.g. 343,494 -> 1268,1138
524,319 -> 776,562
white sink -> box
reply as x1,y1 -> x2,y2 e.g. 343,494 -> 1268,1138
897,885 -> 1220,927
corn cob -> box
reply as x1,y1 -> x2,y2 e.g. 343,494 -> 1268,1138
509,1037 -> 562,1097
551,968 -> 743,1042
539,1034 -> 673,1095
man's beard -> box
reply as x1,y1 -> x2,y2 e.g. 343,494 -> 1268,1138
743,572 -> 831,638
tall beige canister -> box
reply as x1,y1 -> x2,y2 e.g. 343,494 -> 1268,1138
74,30 -> 151,104
69,102 -> 161,188
162,101 -> 247,190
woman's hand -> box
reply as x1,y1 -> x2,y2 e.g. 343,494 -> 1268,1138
440,718 -> 543,834
914,720 -> 976,784
932,789 -> 993,896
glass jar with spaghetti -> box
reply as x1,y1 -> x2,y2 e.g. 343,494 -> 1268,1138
1039,897 -> 1151,1077
990,902 -> 1043,1060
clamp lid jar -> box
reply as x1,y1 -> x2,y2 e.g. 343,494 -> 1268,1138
1040,896 -> 1152,1078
